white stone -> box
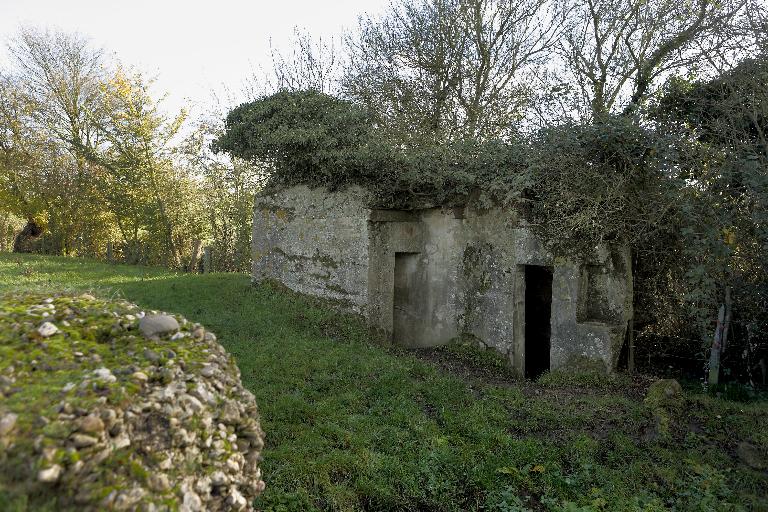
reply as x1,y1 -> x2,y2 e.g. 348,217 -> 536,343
210,470 -> 228,486
93,367 -> 116,383
226,457 -> 240,473
71,434 -> 98,448
227,488 -> 247,510
184,395 -> 204,413
112,433 -> 131,450
181,491 -> 203,512
139,314 -> 179,338
37,464 -> 62,483
37,322 -> 58,338
194,475 -> 212,495
0,413 -> 18,436
131,371 -> 148,383
159,385 -> 177,402
193,383 -> 216,404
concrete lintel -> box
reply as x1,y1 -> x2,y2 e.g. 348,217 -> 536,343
369,209 -> 417,222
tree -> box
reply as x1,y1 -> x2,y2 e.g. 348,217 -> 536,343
0,68 -> 105,255
2,27 -> 205,266
8,27 -> 103,154
2,28 -> 111,255
84,67 -> 199,267
651,56 -> 768,383
213,90 -> 375,189
180,111 -> 261,272
266,28 -> 341,95
554,0 -> 753,121
343,0 -> 563,141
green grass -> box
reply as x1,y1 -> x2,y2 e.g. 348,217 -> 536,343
2,253 -> 767,511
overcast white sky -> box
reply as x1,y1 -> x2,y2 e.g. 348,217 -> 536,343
0,0 -> 390,115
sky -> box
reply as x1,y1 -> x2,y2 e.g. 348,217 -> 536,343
0,0 -> 390,116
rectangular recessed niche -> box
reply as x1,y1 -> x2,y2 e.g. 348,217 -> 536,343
393,252 -> 421,346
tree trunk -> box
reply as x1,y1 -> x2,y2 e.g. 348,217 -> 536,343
0,214 -> 7,252
628,316 -> 635,374
189,239 -> 203,273
721,286 -> 732,353
13,218 -> 43,253
203,247 -> 212,274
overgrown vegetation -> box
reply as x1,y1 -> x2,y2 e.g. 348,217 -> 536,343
214,95 -> 529,208
1,254 -> 766,511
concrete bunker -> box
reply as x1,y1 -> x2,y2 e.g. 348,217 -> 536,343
252,185 -> 633,375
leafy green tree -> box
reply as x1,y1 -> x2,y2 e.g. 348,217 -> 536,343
181,112 -> 261,272
83,67 -> 198,266
1,27 -> 206,267
0,69 -> 104,255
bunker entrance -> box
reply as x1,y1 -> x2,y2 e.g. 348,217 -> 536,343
393,252 -> 421,346
525,265 -> 553,379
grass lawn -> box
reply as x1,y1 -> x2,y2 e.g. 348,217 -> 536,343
1,253 -> 766,511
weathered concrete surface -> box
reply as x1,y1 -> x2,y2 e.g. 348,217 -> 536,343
253,186 -> 633,374
252,185 -> 372,313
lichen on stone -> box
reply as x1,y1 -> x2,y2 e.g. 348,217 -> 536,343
0,292 -> 265,511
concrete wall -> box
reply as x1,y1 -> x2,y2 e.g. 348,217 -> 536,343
253,186 -> 633,373
252,185 -> 371,313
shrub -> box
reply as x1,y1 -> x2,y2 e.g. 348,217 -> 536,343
213,90 -> 375,190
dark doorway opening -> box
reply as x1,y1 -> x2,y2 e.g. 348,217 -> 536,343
525,265 -> 553,379
393,252 -> 421,346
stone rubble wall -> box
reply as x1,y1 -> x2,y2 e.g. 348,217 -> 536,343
0,294 -> 265,512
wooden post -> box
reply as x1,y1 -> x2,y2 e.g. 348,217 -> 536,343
106,242 -> 113,263
721,286 -> 732,353
203,247 -> 212,274
628,316 -> 635,374
708,286 -> 732,387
